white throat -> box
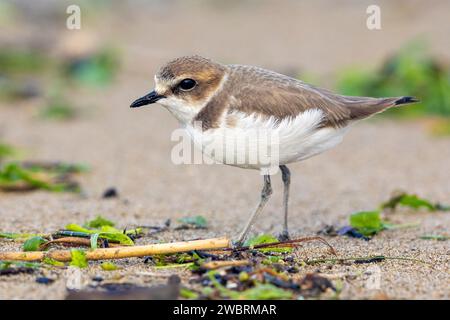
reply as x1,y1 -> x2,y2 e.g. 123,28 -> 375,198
158,97 -> 200,124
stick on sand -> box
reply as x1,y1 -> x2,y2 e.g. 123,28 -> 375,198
0,237 -> 231,262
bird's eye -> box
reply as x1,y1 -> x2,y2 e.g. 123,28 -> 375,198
179,78 -> 196,91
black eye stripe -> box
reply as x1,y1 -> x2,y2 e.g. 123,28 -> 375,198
179,78 -> 197,91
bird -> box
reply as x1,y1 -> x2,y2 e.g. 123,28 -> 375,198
130,55 -> 418,246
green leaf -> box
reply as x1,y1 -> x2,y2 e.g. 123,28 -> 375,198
0,162 -> 52,190
177,215 -> 207,229
43,257 -> 65,267
0,162 -> 80,192
179,288 -> 199,299
64,223 -> 134,245
238,283 -> 293,300
101,262 -> 118,271
381,193 -> 437,211
350,211 -> 383,236
70,249 -> 88,268
244,234 -> 293,253
22,236 -> 47,251
85,215 -> 115,228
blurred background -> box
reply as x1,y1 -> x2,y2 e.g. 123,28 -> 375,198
0,0 -> 449,232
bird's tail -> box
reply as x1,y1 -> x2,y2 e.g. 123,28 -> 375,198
393,96 -> 420,106
346,96 -> 419,121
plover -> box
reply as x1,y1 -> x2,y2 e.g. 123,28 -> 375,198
130,55 -> 418,246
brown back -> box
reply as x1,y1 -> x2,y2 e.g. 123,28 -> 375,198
195,64 -> 401,130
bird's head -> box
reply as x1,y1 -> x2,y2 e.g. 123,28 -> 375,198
130,55 -> 227,124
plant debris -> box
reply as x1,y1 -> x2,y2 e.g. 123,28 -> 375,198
39,237 -> 123,250
101,262 -> 118,271
305,255 -> 428,265
138,219 -> 171,236
70,249 -> 88,268
0,237 -> 230,262
298,273 -> 335,297
420,234 -> 449,241
42,257 -> 65,267
230,236 -> 336,256
176,215 -> 208,229
20,161 -> 89,174
320,192 -> 444,240
350,211 -> 384,237
22,236 -> 47,251
381,192 -> 450,212
188,263 -> 337,300
0,261 -> 40,276
63,223 -> 138,246
4,218 -> 138,251
0,213 -> 431,301
244,234 -> 293,253
0,161 -> 86,192
64,48 -> 119,87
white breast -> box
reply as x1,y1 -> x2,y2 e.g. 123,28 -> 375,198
184,109 -> 349,170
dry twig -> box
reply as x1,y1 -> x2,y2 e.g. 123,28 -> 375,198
0,237 -> 231,262
229,236 -> 337,255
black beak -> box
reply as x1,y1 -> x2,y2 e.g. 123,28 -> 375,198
130,90 -> 165,108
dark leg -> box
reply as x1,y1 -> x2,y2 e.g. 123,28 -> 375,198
235,175 -> 272,246
279,165 -> 291,240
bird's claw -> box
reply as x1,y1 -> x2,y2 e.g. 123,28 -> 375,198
231,240 -> 244,250
277,231 -> 290,241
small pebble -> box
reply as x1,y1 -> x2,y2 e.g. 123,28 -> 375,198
102,187 -> 118,199
35,277 -> 54,285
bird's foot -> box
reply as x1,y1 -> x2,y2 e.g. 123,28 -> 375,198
231,240 -> 244,250
277,230 -> 290,241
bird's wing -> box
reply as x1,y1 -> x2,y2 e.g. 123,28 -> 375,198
226,65 -> 399,127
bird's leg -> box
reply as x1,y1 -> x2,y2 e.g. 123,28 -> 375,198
278,165 -> 291,241
235,175 -> 272,247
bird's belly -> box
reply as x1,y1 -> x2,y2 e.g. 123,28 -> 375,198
186,126 -> 276,169
184,112 -> 349,169
277,126 -> 349,164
